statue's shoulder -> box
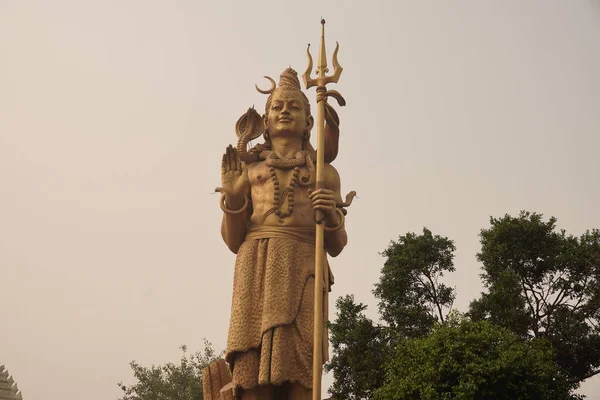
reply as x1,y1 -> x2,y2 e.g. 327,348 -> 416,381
247,158 -> 268,172
245,152 -> 269,179
322,163 -> 342,190
324,162 -> 341,177
242,144 -> 270,165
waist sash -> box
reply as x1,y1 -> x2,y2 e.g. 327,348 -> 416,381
245,224 -> 315,245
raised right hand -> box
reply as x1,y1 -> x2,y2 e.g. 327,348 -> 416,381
218,145 -> 249,199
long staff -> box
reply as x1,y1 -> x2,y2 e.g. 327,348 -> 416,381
302,19 -> 343,400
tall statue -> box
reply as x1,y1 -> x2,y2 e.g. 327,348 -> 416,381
216,21 -> 352,400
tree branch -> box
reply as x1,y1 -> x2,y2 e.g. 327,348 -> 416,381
571,274 -> 590,311
425,272 -> 445,323
571,368 -> 600,383
416,274 -> 445,323
521,279 -> 539,336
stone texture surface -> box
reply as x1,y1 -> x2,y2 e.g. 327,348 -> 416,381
0,365 -> 23,400
225,236 -> 330,393
202,359 -> 232,400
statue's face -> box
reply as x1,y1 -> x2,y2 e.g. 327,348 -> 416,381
266,89 -> 312,139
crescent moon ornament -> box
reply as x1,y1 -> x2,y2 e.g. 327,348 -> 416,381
255,76 -> 276,94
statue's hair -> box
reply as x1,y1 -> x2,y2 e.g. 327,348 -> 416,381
264,68 -> 312,119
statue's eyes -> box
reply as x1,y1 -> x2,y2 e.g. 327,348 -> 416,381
272,105 -> 282,111
292,105 -> 301,111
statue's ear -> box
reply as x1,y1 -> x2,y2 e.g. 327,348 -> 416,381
306,115 -> 314,132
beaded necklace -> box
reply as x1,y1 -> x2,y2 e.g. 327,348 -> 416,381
269,166 -> 300,218
261,151 -> 315,221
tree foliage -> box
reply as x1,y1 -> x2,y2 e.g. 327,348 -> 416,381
373,227 -> 456,337
469,211 -> 600,384
326,295 -> 390,400
327,228 -> 457,399
118,342 -> 220,400
329,217 -> 599,398
375,315 -> 579,400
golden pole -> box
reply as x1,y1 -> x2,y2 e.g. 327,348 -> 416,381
313,83 -> 326,400
303,19 -> 343,400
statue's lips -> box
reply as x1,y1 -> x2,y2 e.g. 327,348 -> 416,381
278,118 -> 292,122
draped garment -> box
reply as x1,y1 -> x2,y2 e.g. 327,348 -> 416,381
225,225 -> 331,392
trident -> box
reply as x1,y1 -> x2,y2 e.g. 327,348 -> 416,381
303,19 -> 345,400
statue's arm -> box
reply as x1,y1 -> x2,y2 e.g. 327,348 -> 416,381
220,192 -> 250,254
323,164 -> 348,257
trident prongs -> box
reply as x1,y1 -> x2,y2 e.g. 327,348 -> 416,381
302,44 -> 314,88
302,19 -> 343,89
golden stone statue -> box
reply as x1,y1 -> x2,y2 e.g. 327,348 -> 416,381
214,20 -> 353,400
0,365 -> 23,400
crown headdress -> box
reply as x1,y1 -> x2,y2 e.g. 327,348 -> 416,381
255,67 -> 303,95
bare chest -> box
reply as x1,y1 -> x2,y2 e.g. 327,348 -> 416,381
247,162 -> 315,225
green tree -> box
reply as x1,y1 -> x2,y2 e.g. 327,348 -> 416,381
118,342 -> 220,400
373,227 -> 456,337
325,295 -> 390,400
469,211 -> 600,384
375,315 -> 579,400
327,228 -> 457,399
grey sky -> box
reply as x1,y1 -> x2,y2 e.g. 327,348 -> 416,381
1,1 -> 599,399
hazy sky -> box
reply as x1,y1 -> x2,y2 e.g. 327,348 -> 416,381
1,1 -> 599,399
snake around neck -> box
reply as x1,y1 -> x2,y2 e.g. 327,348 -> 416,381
265,151 -> 315,187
